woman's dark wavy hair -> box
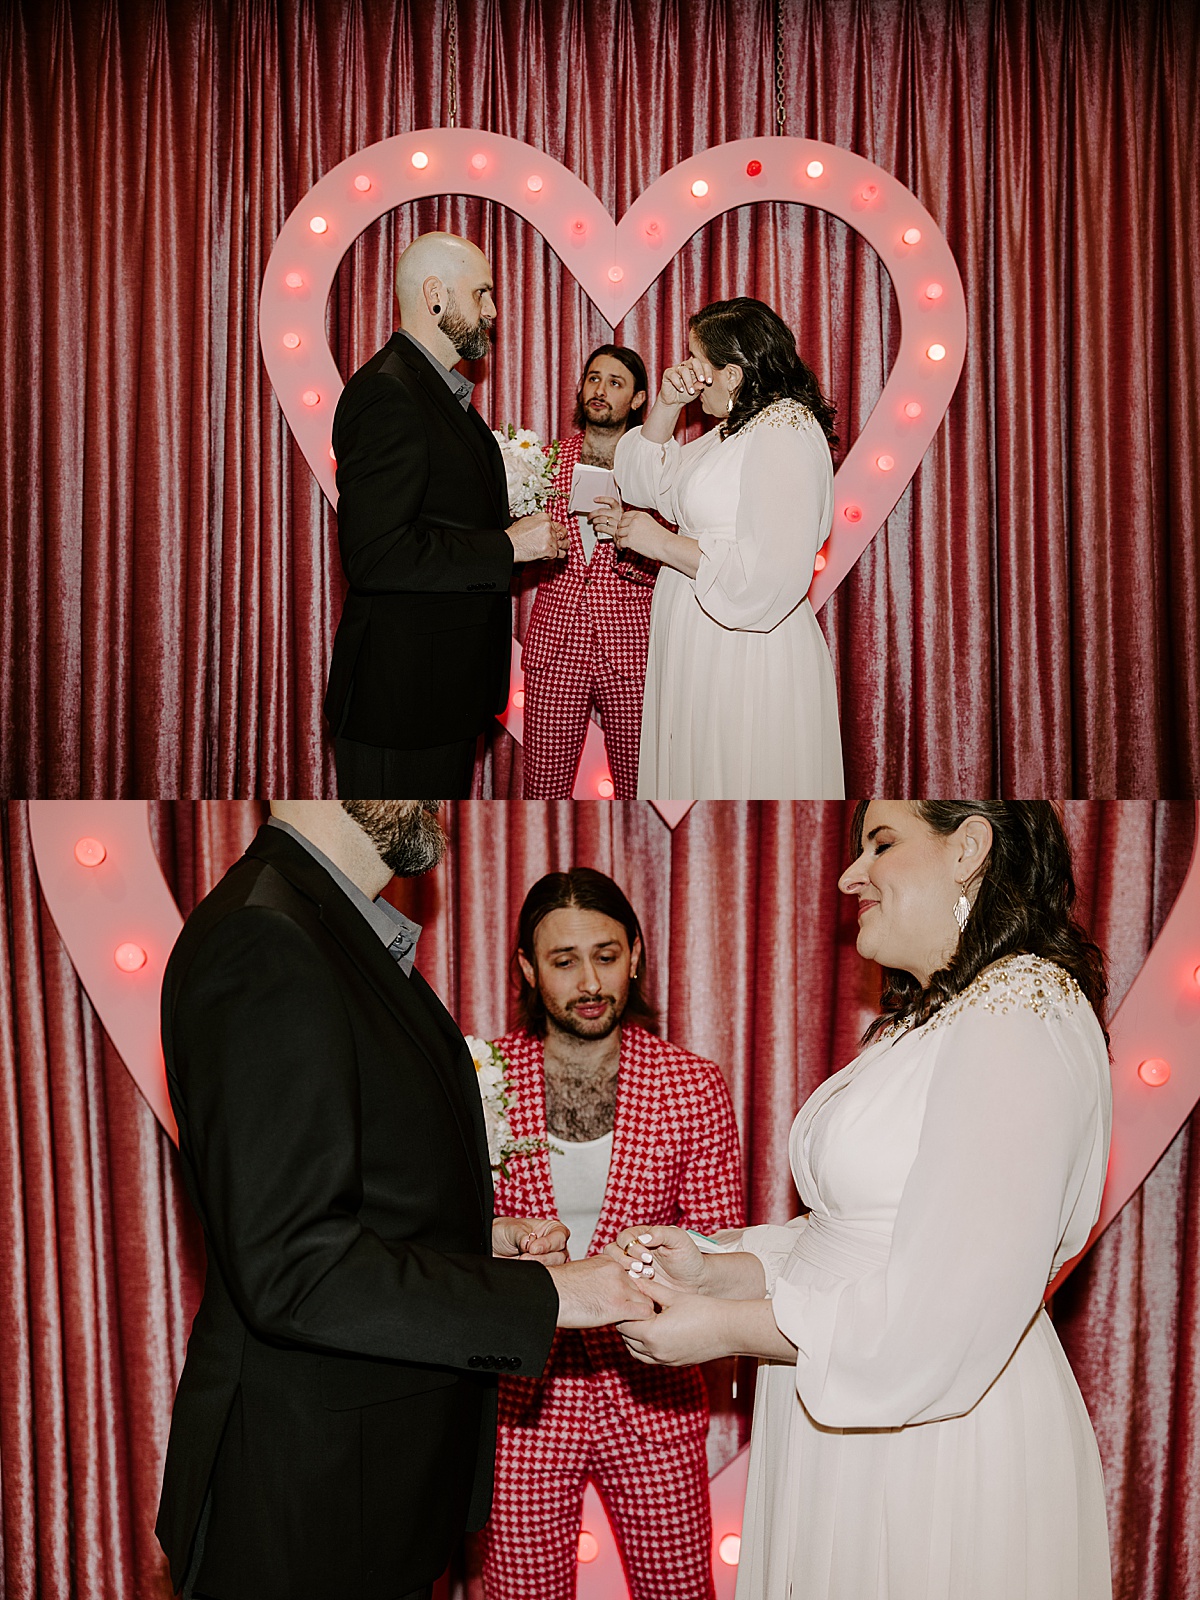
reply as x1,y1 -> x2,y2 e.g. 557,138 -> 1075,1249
511,867 -> 657,1036
571,344 -> 650,432
850,801 -> 1109,1045
689,297 -> 838,449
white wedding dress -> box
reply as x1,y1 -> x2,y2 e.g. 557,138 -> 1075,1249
734,955 -> 1113,1600
613,401 -> 844,799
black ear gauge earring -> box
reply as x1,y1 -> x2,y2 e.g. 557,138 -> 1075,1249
432,304 -> 441,314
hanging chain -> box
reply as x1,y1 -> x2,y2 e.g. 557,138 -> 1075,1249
446,0 -> 459,128
774,0 -> 787,132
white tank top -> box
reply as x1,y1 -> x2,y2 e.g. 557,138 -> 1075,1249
549,1131 -> 614,1260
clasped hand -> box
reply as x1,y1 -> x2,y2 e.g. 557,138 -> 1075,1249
602,1224 -> 731,1367
591,495 -> 662,560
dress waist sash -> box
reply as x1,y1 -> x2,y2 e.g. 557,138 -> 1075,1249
789,1214 -> 891,1277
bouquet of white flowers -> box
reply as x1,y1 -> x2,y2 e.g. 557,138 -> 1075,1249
491,425 -> 560,517
464,1035 -> 554,1179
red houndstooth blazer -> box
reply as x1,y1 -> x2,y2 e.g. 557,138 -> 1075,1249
521,432 -> 659,679
490,1023 -> 745,1445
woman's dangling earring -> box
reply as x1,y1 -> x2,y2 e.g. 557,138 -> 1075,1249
953,888 -> 971,932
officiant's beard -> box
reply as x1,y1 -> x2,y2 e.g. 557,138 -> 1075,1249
440,291 -> 493,362
543,990 -> 627,1043
341,801 -> 447,878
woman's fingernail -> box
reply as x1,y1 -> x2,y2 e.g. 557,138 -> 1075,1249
641,1252 -> 653,1263
638,1234 -> 653,1243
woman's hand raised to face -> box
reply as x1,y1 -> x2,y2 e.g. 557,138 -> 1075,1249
658,354 -> 714,407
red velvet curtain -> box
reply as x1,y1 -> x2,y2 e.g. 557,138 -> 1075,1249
0,800 -> 1195,1598
2,0 -> 1196,799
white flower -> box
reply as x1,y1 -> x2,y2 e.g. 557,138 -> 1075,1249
462,1035 -> 551,1178
490,425 -> 561,517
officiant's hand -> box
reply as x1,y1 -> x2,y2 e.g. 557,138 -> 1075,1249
600,503 -> 662,561
508,511 -> 569,562
493,1215 -> 570,1265
605,1224 -> 709,1293
545,1256 -> 652,1328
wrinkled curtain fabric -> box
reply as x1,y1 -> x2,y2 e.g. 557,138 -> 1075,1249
0,800 -> 1195,1598
1,0 -> 1196,798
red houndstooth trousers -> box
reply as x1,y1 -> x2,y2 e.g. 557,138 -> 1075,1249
481,1025 -> 745,1600
521,432 -> 659,800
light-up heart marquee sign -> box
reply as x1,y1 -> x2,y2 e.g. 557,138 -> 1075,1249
260,129 -> 965,611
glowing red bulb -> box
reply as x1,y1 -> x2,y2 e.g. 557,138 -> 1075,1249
571,219 -> 587,234
511,689 -> 526,710
860,183 -> 878,201
410,150 -> 429,170
302,389 -> 320,407
282,332 -> 301,349
526,174 -> 543,192
471,153 -> 488,171
691,178 -> 709,197
353,174 -> 371,192
902,226 -> 922,245
114,942 -> 147,973
813,551 -> 827,572
284,271 -> 303,289
876,453 -> 895,471
577,1531 -> 599,1563
927,343 -> 947,362
309,216 -> 328,235
925,282 -> 944,301
904,401 -> 923,419
645,220 -> 661,237
1193,963 -> 1200,988
74,837 -> 106,868
719,1534 -> 742,1566
597,777 -> 615,798
328,448 -> 337,463
608,265 -> 624,283
1137,1057 -> 1171,1087
746,160 -> 763,176
805,160 -> 824,178
843,504 -> 862,522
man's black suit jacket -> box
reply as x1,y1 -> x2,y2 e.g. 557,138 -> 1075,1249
325,332 -> 516,750
155,824 -> 558,1600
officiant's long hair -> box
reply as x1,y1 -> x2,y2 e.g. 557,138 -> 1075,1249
511,867 -> 658,1035
690,297 -> 838,449
850,801 -> 1109,1045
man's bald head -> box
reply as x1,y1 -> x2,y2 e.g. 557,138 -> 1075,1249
394,232 -> 496,366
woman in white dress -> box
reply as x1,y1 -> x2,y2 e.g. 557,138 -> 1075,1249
590,298 -> 843,800
608,800 -> 1113,1600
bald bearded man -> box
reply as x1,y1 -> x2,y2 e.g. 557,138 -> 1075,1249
326,233 -> 568,797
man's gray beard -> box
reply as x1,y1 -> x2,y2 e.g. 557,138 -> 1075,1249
340,801 -> 447,878
441,293 -> 492,362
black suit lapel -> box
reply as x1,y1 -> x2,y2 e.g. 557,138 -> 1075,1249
245,828 -> 491,1218
386,335 -> 509,523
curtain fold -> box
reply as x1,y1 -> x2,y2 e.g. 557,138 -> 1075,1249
1,0 -> 1196,797
1,800 -> 1196,1597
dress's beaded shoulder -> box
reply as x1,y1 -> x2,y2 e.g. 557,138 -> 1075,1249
922,954 -> 1084,1034
736,398 -> 817,438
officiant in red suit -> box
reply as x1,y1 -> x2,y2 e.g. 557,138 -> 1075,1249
479,868 -> 745,1600
521,347 -> 660,799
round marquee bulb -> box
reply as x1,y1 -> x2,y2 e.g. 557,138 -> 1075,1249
645,219 -> 661,236
301,389 -> 320,407
526,174 -> 543,192
813,551 -> 827,572
74,837 -> 107,868
904,400 -> 923,418
805,160 -> 824,178
903,226 -> 922,245
746,159 -> 763,176
571,219 -> 587,234
511,689 -> 526,710
1138,1057 -> 1171,1087
471,153 -> 488,171
284,270 -> 304,289
608,265 -> 624,283
410,150 -> 429,169
328,448 -> 337,463
719,1535 -> 742,1567
309,216 -> 328,235
353,174 -> 371,192
925,282 -> 944,301
877,453 -> 895,471
843,504 -> 862,523
597,777 -> 615,798
861,183 -> 878,201
282,332 -> 301,349
691,178 -> 709,197
927,343 -> 947,362
1193,963 -> 1200,988
114,942 -> 147,973
577,1531 -> 599,1564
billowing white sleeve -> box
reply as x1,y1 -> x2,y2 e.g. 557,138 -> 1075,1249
739,1218 -> 810,1291
613,426 -> 684,523
694,414 -> 832,632
770,1005 -> 1101,1428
